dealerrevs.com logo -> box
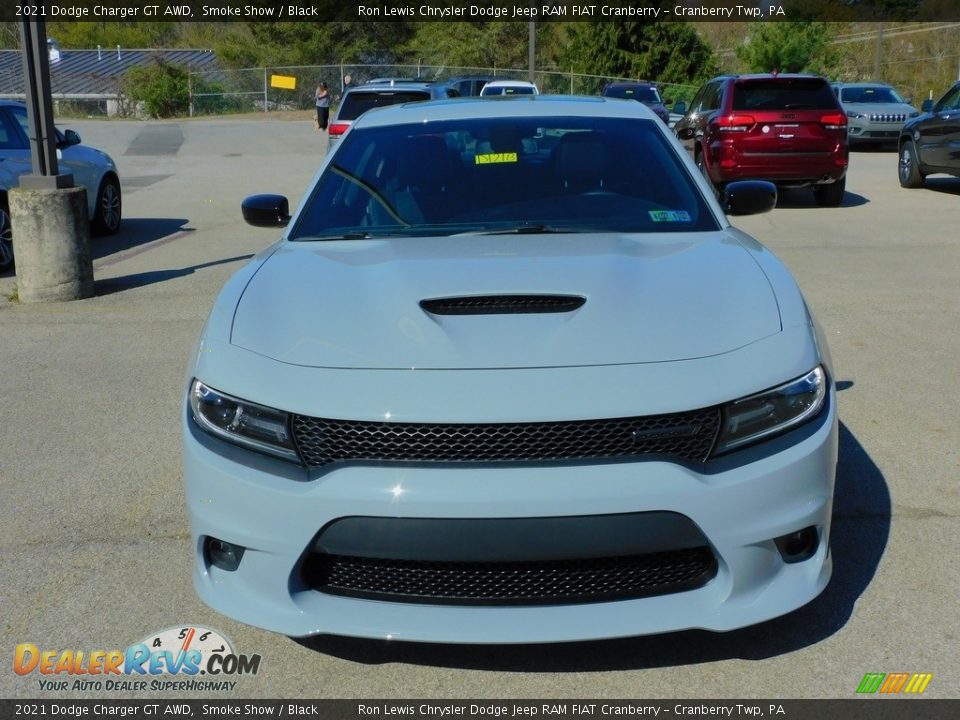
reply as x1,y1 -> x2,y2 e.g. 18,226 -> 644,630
856,672 -> 934,695
14,626 -> 261,692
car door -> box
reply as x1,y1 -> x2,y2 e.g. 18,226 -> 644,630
0,108 -> 33,189
675,81 -> 720,155
6,105 -> 99,195
916,83 -> 960,170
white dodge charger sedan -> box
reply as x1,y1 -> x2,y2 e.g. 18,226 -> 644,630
183,96 -> 837,643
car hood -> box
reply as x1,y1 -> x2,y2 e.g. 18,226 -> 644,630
843,102 -> 916,114
230,232 -> 782,370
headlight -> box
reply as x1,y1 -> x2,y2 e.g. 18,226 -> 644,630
713,367 -> 827,455
845,111 -> 867,119
189,380 -> 298,461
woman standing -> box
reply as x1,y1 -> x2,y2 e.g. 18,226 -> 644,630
315,82 -> 331,131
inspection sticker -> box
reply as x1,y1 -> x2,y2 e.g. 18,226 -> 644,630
475,152 -> 518,165
649,210 -> 692,222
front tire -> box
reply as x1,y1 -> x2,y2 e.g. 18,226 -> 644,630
91,176 -> 122,236
898,140 -> 925,188
813,176 -> 846,207
0,206 -> 13,273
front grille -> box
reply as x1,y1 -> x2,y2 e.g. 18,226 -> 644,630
302,548 -> 718,605
869,113 -> 906,123
420,294 -> 585,315
292,407 -> 720,467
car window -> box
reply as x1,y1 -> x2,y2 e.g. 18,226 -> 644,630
606,86 -> 661,103
733,79 -> 837,111
936,85 -> 960,112
0,108 -> 28,150
337,90 -> 431,121
840,86 -> 904,104
700,82 -> 722,112
291,116 -> 719,240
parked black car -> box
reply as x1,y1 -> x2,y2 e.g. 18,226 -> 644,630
601,82 -> 670,124
898,81 -> 960,188
445,75 -> 499,97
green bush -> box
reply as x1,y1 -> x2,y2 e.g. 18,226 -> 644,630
123,60 -> 189,118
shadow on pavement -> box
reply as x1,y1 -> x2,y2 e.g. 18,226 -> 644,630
775,189 -> 869,209
296,419 -> 890,670
92,218 -> 193,262
920,177 -> 960,196
95,254 -> 253,295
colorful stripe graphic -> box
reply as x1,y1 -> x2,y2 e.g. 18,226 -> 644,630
857,672 -> 933,695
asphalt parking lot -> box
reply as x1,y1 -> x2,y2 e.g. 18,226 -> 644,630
1,115 -> 958,699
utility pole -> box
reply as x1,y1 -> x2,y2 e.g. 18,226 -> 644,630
872,23 -> 885,81
528,20 -> 535,84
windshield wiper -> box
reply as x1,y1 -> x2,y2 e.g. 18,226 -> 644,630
455,224 -> 593,236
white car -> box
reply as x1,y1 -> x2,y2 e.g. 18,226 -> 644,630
0,101 -> 122,272
479,80 -> 539,96
184,97 -> 836,643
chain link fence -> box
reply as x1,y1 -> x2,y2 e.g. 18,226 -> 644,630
187,63 -> 699,116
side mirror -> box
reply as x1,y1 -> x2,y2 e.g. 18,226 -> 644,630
921,99 -> 933,112
676,126 -> 696,140
60,129 -> 81,147
242,194 -> 290,227
673,101 -> 687,115
722,180 -> 777,216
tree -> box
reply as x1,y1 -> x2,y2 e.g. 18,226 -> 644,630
122,59 -> 189,118
560,22 -> 717,86
736,22 -> 836,74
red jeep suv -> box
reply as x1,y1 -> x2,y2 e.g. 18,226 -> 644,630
674,74 -> 849,206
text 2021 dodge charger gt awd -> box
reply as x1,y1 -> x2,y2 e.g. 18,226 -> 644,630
183,96 -> 837,643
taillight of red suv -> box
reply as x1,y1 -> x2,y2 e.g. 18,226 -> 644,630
716,114 -> 756,132
328,122 -> 350,139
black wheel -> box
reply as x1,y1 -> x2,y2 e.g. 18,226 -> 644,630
813,176 -> 846,207
898,140 -> 925,188
0,206 -> 13,273
91,175 -> 122,236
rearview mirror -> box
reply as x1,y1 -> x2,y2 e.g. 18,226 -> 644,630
921,99 -> 933,112
672,101 -> 687,115
242,194 -> 290,227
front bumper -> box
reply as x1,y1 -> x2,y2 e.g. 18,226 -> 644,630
183,390 -> 837,643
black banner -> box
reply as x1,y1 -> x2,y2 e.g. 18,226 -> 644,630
6,0 -> 960,23
2,700 -> 960,720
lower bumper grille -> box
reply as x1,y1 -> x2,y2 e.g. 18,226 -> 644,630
302,548 -> 718,606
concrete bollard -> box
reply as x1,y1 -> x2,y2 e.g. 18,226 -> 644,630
9,186 -> 93,303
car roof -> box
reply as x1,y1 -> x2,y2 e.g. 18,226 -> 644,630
605,81 -> 656,88
729,73 -> 828,82
350,95 -> 659,129
832,81 -> 893,88
483,80 -> 537,87
347,81 -> 435,93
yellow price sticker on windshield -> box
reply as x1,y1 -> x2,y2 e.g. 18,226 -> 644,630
475,152 -> 518,165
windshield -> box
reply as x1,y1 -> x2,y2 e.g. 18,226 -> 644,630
336,90 -> 431,121
290,116 -> 719,240
606,86 -> 662,103
733,79 -> 837,110
839,86 -> 905,104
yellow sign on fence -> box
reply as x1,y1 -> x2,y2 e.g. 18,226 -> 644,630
270,75 -> 297,90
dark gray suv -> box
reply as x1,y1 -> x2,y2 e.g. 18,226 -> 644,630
898,81 -> 960,188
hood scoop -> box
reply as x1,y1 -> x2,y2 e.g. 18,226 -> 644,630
420,294 -> 586,316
